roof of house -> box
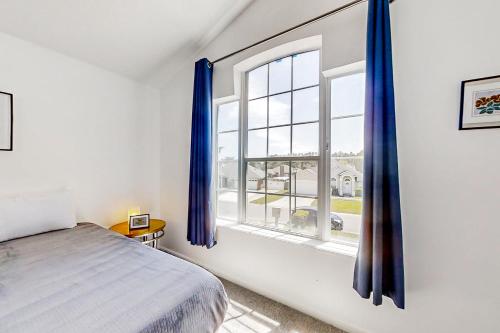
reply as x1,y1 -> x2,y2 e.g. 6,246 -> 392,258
219,160 -> 265,180
220,159 -> 363,181
293,167 -> 317,180
331,159 -> 362,179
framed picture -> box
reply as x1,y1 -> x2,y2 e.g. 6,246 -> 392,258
129,214 -> 150,230
459,75 -> 500,130
0,91 -> 13,151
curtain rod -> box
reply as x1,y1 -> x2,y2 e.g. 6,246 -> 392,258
211,0 -> 395,64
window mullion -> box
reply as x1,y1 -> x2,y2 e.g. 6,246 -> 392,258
240,73 -> 248,224
289,57 -> 294,233
264,160 -> 268,224
318,56 -> 330,241
288,160 -> 292,232
265,64 -> 270,225
266,64 -> 270,158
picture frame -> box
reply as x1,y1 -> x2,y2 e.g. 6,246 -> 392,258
129,213 -> 150,230
0,91 -> 13,151
459,75 -> 500,130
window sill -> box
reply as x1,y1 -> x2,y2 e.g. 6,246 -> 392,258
216,218 -> 358,258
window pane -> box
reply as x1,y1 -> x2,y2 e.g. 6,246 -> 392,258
293,86 -> 319,123
330,156 -> 362,243
217,190 -> 238,220
268,126 -> 290,157
269,57 -> 291,95
248,129 -> 267,158
331,73 -> 365,118
248,64 -> 268,99
218,132 -> 238,160
248,97 -> 267,129
247,161 -> 266,192
293,50 -> 319,89
266,194 -> 290,230
218,161 -> 239,190
291,197 -> 318,236
331,116 -> 364,155
216,101 -> 240,222
291,161 -> 318,197
269,93 -> 291,126
330,73 -> 364,244
292,123 -> 318,156
218,102 -> 239,132
267,161 -> 290,194
246,193 -> 266,225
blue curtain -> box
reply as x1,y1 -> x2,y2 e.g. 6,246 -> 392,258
187,58 -> 216,248
353,0 -> 405,309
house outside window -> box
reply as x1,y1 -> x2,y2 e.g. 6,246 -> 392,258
215,48 -> 365,244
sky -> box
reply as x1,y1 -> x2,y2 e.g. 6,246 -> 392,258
330,73 -> 365,154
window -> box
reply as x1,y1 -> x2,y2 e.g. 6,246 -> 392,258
216,101 -> 239,221
245,50 -> 320,237
329,70 -> 365,243
215,50 -> 365,244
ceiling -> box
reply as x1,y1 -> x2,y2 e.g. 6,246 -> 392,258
0,0 -> 252,81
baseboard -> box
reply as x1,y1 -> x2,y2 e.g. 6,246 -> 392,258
159,246 -> 368,333
159,247 -> 194,263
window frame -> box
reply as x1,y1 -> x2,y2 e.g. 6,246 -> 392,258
214,52 -> 365,244
241,50 -> 327,240
213,98 -> 241,222
324,60 -> 366,245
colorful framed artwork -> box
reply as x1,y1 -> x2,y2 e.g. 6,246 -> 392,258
459,75 -> 500,130
0,91 -> 13,151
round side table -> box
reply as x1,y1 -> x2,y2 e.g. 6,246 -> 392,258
110,219 -> 166,249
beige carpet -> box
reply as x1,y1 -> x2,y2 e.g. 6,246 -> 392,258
217,278 -> 346,333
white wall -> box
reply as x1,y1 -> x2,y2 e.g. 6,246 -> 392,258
157,0 -> 500,332
0,32 -> 161,226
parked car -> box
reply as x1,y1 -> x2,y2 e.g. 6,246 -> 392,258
291,207 -> 343,231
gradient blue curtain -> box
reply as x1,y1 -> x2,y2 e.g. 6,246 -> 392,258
353,0 -> 405,309
187,58 -> 216,248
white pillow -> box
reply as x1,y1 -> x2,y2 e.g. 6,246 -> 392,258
0,189 -> 76,242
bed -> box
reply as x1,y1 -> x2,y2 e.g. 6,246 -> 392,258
0,222 -> 228,333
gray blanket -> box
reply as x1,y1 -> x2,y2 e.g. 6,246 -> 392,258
0,223 -> 228,333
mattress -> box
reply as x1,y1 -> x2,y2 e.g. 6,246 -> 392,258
0,223 -> 228,333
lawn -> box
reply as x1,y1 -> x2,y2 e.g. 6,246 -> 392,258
312,197 -> 362,215
250,191 -> 286,204
251,193 -> 362,215
331,198 -> 362,215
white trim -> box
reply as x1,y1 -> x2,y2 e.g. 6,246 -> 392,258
318,51 -> 329,241
213,95 -> 240,106
159,247 -> 195,263
215,218 -> 357,256
323,60 -> 365,79
239,73 -> 248,224
233,35 -> 322,73
215,35 -> 323,103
